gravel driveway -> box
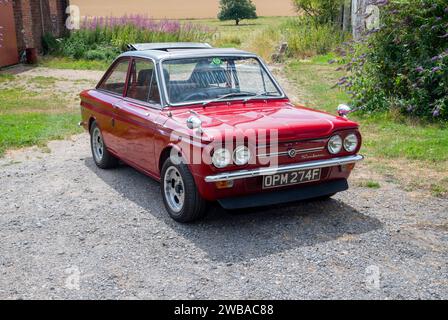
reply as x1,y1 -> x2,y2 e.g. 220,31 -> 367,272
0,134 -> 447,300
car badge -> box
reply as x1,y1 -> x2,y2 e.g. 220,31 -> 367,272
288,149 -> 297,158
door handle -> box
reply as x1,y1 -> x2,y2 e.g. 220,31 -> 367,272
112,103 -> 121,110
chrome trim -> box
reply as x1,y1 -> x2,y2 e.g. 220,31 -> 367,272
257,146 -> 325,158
205,155 -> 364,183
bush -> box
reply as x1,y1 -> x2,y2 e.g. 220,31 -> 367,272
42,33 -> 60,55
343,0 -> 448,121
247,17 -> 347,60
291,0 -> 344,25
56,15 -> 212,62
283,17 -> 348,57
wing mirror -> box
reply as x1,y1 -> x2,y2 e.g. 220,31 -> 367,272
186,115 -> 202,130
337,104 -> 352,118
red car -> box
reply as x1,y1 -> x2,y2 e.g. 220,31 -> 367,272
79,43 -> 363,222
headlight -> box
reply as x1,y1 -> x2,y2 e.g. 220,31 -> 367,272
233,146 -> 251,166
212,148 -> 232,168
344,134 -> 358,152
328,135 -> 343,154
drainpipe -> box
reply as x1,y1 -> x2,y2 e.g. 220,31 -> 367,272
39,0 -> 45,35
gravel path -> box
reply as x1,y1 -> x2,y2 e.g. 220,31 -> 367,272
0,134 -> 447,300
0,66 -> 447,299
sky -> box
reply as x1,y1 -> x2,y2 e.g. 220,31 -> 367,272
70,0 -> 296,19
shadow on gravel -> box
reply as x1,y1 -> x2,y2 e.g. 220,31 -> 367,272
86,158 -> 383,263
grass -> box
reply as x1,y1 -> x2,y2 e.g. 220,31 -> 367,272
39,56 -> 110,71
0,78 -> 82,156
358,180 -> 381,189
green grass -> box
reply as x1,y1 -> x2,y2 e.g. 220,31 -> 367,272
0,79 -> 82,156
187,16 -> 290,47
285,60 -> 448,163
0,113 -> 82,156
39,56 -> 110,71
0,73 -> 15,82
358,180 -> 381,189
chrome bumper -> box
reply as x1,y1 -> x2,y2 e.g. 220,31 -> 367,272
205,155 -> 364,183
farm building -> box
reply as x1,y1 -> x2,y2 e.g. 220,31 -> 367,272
0,0 -> 69,67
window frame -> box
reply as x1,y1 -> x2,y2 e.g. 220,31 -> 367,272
96,57 -> 132,98
123,57 -> 163,110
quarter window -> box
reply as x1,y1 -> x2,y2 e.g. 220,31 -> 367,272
126,59 -> 161,105
98,59 -> 130,95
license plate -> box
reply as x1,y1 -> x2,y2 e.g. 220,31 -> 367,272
262,168 -> 321,189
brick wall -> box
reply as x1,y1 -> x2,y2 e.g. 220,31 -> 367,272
12,0 -> 69,53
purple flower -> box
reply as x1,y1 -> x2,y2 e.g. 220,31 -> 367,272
433,108 -> 440,117
431,67 -> 442,73
431,55 -> 441,62
415,66 -> 424,73
406,105 -> 415,113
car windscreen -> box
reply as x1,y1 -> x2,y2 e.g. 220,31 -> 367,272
161,56 -> 283,105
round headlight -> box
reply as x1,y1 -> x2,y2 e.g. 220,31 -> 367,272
233,146 -> 251,166
212,148 -> 232,168
344,134 -> 358,152
328,135 -> 343,154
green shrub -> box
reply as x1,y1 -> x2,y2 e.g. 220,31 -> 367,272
283,17 -> 348,58
55,15 -> 211,62
343,0 -> 448,121
291,0 -> 344,25
42,33 -> 60,55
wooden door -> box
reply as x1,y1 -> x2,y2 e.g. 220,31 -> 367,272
0,2 -> 19,67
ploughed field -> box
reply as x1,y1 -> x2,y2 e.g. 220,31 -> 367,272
0,66 -> 447,299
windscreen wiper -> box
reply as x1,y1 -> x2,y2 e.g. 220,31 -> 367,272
202,92 -> 256,106
243,91 -> 281,103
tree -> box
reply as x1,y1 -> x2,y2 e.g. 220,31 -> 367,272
218,0 -> 257,26
292,0 -> 344,25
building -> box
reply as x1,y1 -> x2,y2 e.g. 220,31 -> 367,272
0,0 -> 69,67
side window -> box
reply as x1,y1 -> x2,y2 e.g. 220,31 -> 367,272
126,59 -> 161,105
98,59 -> 130,95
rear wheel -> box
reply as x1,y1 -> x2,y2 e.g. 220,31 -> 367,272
90,121 -> 118,169
161,158 -> 207,223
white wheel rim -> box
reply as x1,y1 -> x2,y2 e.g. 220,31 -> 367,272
92,127 -> 104,162
164,166 -> 185,213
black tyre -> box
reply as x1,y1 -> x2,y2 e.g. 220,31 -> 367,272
161,158 -> 207,223
90,121 -> 119,169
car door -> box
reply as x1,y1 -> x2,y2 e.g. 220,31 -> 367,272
95,57 -> 131,152
112,58 -> 163,176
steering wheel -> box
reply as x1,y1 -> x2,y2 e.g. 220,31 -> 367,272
182,92 -> 209,101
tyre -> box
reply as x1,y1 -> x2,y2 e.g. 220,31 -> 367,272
161,158 -> 207,223
90,121 -> 119,169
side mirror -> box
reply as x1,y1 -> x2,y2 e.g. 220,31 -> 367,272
186,115 -> 202,130
337,104 -> 352,118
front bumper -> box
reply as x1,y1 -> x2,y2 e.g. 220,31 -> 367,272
218,179 -> 349,209
205,155 -> 364,183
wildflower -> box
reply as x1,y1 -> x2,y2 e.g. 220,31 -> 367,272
415,66 -> 424,73
431,66 -> 442,73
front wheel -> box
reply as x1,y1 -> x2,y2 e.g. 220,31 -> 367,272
161,158 -> 207,223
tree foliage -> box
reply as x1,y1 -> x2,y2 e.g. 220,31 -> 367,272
218,0 -> 257,25
291,0 -> 344,25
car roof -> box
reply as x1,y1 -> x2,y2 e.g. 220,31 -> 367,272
119,48 -> 257,62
